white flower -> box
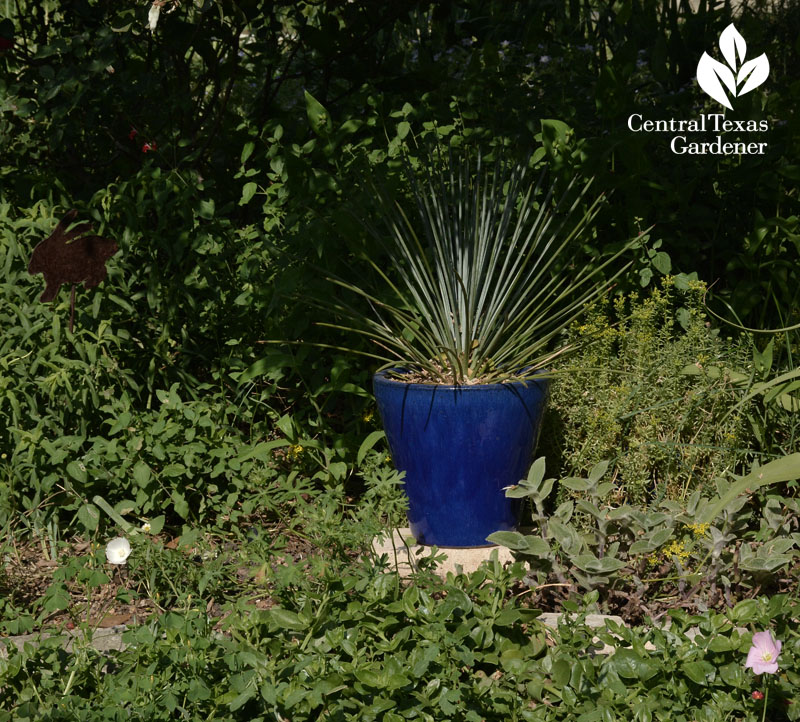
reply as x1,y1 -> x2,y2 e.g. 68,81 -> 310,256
141,521 -> 152,533
148,3 -> 160,33
105,537 -> 131,565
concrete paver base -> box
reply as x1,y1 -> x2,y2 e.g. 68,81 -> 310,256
0,625 -> 129,659
371,527 -> 515,577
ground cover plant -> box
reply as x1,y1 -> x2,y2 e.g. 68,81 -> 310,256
1,0 -> 800,719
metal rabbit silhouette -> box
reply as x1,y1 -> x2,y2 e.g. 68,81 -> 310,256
28,210 -> 119,332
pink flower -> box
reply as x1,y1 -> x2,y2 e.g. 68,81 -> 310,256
751,690 -> 764,700
745,631 -> 781,675
128,127 -> 138,140
142,141 -> 157,153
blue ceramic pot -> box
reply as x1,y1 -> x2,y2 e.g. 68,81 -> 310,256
373,370 -> 549,547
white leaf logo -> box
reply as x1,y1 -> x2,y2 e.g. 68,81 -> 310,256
696,24 -> 769,109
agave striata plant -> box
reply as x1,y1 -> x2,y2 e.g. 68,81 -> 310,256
326,145 -> 639,384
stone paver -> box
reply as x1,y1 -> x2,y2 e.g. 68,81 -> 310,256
0,625 -> 129,659
372,527 -> 515,577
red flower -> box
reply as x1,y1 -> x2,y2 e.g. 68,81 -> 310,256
128,127 -> 138,140
142,141 -> 157,153
752,690 -> 764,700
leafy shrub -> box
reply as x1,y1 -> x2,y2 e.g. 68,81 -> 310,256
0,191 -> 375,531
541,275 -> 751,506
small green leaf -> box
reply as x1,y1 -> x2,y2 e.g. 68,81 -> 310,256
41,582 -> 71,614
354,669 -> 382,688
133,462 -> 151,488
229,688 -> 257,711
527,457 -> 547,485
67,460 -> 87,483
551,659 -> 572,686
162,463 -> 186,477
171,491 -> 189,519
753,339 -> 774,376
305,90 -> 332,135
198,199 -> 215,219
651,251 -> 671,274
494,604 -> 525,626
270,608 -> 306,631
522,536 -> 551,556
487,530 -> 526,550
240,141 -> 255,164
548,520 -> 580,553
240,182 -> 258,206
650,527 -> 673,547
597,557 -> 626,572
487,530 -> 548,554
730,598 -> 759,623
561,477 -> 592,492
613,648 -> 658,680
148,515 -> 165,535
682,660 -> 715,685
77,503 -> 100,532
86,569 -> 110,588
276,414 -> 294,438
588,460 -> 610,484
709,636 -> 732,652
357,430 -> 386,465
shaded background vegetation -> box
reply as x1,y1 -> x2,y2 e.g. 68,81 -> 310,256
1,0 -> 799,532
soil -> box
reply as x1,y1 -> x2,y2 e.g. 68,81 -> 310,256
3,528 -> 797,636
0,526 -> 316,637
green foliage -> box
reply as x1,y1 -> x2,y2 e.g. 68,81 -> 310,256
4,550 -> 800,720
0,2 -> 800,717
0,196 -> 374,529
542,275 -> 752,505
491,454 -> 800,618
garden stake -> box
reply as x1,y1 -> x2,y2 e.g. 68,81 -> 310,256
70,283 -> 76,333
28,210 -> 119,332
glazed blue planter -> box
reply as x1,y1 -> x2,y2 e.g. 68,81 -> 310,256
373,370 -> 549,547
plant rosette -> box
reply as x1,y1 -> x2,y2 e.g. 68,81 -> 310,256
325,141 -> 641,386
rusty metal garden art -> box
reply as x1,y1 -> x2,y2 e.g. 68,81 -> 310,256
28,210 -> 119,332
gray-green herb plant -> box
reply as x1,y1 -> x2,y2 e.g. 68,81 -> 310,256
489,453 -> 800,616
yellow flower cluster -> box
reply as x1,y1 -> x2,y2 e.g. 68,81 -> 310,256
663,539 -> 691,563
646,537 -> 693,570
645,552 -> 661,569
685,522 -> 710,538
288,444 -> 304,460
